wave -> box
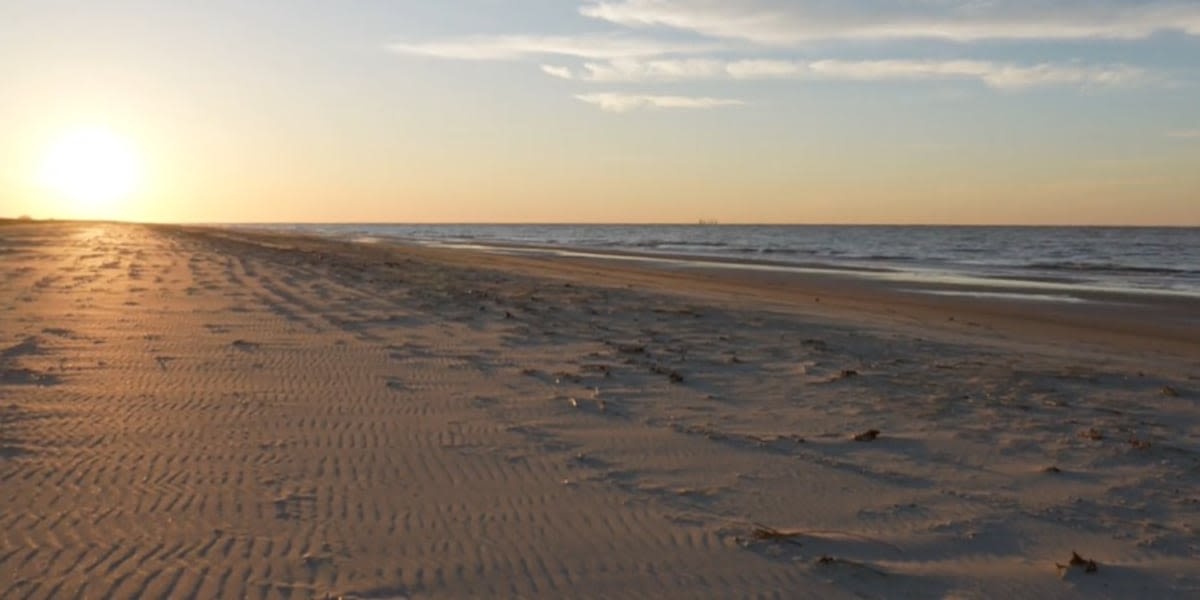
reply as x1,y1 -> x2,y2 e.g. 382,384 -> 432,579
860,254 -> 918,261
625,240 -> 732,249
1022,262 -> 1199,276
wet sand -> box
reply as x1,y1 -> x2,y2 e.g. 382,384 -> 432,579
2,221 -> 1198,599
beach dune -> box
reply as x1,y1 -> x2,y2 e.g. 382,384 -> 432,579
1,221 -> 1197,599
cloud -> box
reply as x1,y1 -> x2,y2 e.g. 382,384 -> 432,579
808,60 -> 1146,90
567,57 -> 1146,89
581,58 -> 728,81
575,92 -> 744,112
1167,129 -> 1200,138
387,33 -> 715,61
580,0 -> 1200,44
725,60 -> 806,79
541,65 -> 575,79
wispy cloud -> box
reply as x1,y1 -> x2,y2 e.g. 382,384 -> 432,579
578,58 -> 730,81
580,0 -> 1200,44
540,64 -> 575,79
808,60 -> 1145,90
575,92 -> 744,112
387,33 -> 714,61
1167,129 -> 1200,138
557,58 -> 1146,89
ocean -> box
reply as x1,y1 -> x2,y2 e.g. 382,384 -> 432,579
247,224 -> 1200,300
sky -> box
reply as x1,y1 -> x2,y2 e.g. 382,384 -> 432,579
1,0 -> 1198,225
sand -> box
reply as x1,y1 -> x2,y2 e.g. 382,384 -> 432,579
1,221 -> 1197,599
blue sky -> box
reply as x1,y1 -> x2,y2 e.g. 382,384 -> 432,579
390,1 -> 1198,112
2,1 -> 1198,223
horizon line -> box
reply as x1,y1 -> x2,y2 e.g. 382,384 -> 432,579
7,217 -> 1199,228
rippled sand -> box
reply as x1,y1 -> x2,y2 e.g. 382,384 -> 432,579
1,221 -> 1197,599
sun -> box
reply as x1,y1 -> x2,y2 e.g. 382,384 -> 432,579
38,127 -> 142,211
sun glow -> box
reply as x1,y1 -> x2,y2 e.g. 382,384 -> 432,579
38,127 -> 142,212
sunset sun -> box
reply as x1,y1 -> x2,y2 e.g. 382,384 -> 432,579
38,127 -> 142,212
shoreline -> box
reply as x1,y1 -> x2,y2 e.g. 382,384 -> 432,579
231,222 -> 1200,301
420,238 -> 1200,301
209,225 -> 1200,361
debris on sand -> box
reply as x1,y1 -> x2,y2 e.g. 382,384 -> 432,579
649,363 -> 684,383
813,555 -> 889,576
751,524 -> 804,546
852,429 -> 880,442
1128,437 -> 1152,450
1057,551 -> 1098,576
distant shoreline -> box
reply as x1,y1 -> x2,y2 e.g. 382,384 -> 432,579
226,222 -> 1200,303
410,239 -> 1200,302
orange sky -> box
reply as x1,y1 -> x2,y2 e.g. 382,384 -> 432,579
2,2 -> 1198,225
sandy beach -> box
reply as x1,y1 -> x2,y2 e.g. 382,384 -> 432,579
2,220 -> 1198,599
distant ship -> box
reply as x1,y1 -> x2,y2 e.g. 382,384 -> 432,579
697,219 -> 720,225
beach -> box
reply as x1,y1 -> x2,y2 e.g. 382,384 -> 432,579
2,220 -> 1198,598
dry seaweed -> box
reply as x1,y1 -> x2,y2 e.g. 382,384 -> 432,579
853,429 -> 880,442
750,524 -> 805,546
1057,551 -> 1099,574
1128,437 -> 1152,450
749,524 -> 903,555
